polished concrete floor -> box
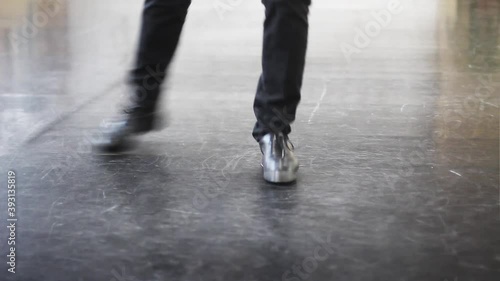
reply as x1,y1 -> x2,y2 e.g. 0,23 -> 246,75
0,0 -> 499,280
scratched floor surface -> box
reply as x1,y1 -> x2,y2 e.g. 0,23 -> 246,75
0,0 -> 499,280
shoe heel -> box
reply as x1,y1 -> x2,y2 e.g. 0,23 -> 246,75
263,169 -> 298,183
130,114 -> 157,133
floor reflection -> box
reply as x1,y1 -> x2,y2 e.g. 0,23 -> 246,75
433,0 -> 499,174
0,0 -> 142,155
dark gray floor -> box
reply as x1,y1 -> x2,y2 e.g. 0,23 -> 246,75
0,0 -> 499,280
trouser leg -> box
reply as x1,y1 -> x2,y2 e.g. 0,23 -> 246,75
252,0 -> 311,141
128,0 -> 192,112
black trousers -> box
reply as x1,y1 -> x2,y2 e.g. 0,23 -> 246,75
129,0 -> 311,141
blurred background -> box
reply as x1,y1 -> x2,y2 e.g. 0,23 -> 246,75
0,0 -> 499,280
